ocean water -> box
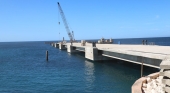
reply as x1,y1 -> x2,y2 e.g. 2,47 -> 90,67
0,37 -> 164,93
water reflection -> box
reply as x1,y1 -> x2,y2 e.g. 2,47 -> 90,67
84,60 -> 95,91
67,52 -> 71,57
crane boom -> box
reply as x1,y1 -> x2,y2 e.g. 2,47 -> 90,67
57,2 -> 74,42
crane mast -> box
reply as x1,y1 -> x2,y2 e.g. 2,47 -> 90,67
57,2 -> 75,42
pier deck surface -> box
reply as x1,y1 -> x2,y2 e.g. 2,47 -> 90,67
56,43 -> 170,68
96,44 -> 170,60
62,43 -> 170,60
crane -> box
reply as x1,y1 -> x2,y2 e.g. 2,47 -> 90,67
57,2 -> 75,42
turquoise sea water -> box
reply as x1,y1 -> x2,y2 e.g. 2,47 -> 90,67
0,41 -> 159,93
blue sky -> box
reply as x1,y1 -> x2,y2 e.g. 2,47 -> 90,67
0,0 -> 170,42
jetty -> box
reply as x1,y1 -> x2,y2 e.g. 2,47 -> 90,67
51,38 -> 170,69
50,38 -> 170,93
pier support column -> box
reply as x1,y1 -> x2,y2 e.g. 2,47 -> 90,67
85,47 -> 112,61
85,47 -> 102,61
59,43 -> 66,50
67,45 -> 77,53
54,43 -> 59,48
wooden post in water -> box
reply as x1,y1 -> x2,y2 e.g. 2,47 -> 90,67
46,50 -> 48,61
141,61 -> 143,77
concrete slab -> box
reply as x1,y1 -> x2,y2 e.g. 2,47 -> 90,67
96,44 -> 170,55
160,60 -> 170,69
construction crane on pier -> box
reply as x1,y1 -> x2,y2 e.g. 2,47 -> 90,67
57,2 -> 75,43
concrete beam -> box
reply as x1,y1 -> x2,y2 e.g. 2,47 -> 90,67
102,50 -> 161,68
160,60 -> 170,69
75,47 -> 85,52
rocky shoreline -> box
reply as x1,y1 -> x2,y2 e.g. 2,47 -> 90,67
142,76 -> 165,93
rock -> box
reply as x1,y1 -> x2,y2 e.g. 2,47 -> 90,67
142,83 -> 147,87
142,76 -> 165,93
146,77 -> 152,82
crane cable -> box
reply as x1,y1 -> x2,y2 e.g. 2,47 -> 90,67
58,7 -> 60,41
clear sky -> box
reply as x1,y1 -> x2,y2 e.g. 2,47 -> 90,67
0,0 -> 170,42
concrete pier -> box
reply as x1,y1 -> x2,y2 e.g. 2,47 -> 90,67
50,41 -> 170,93
51,42 -> 170,68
